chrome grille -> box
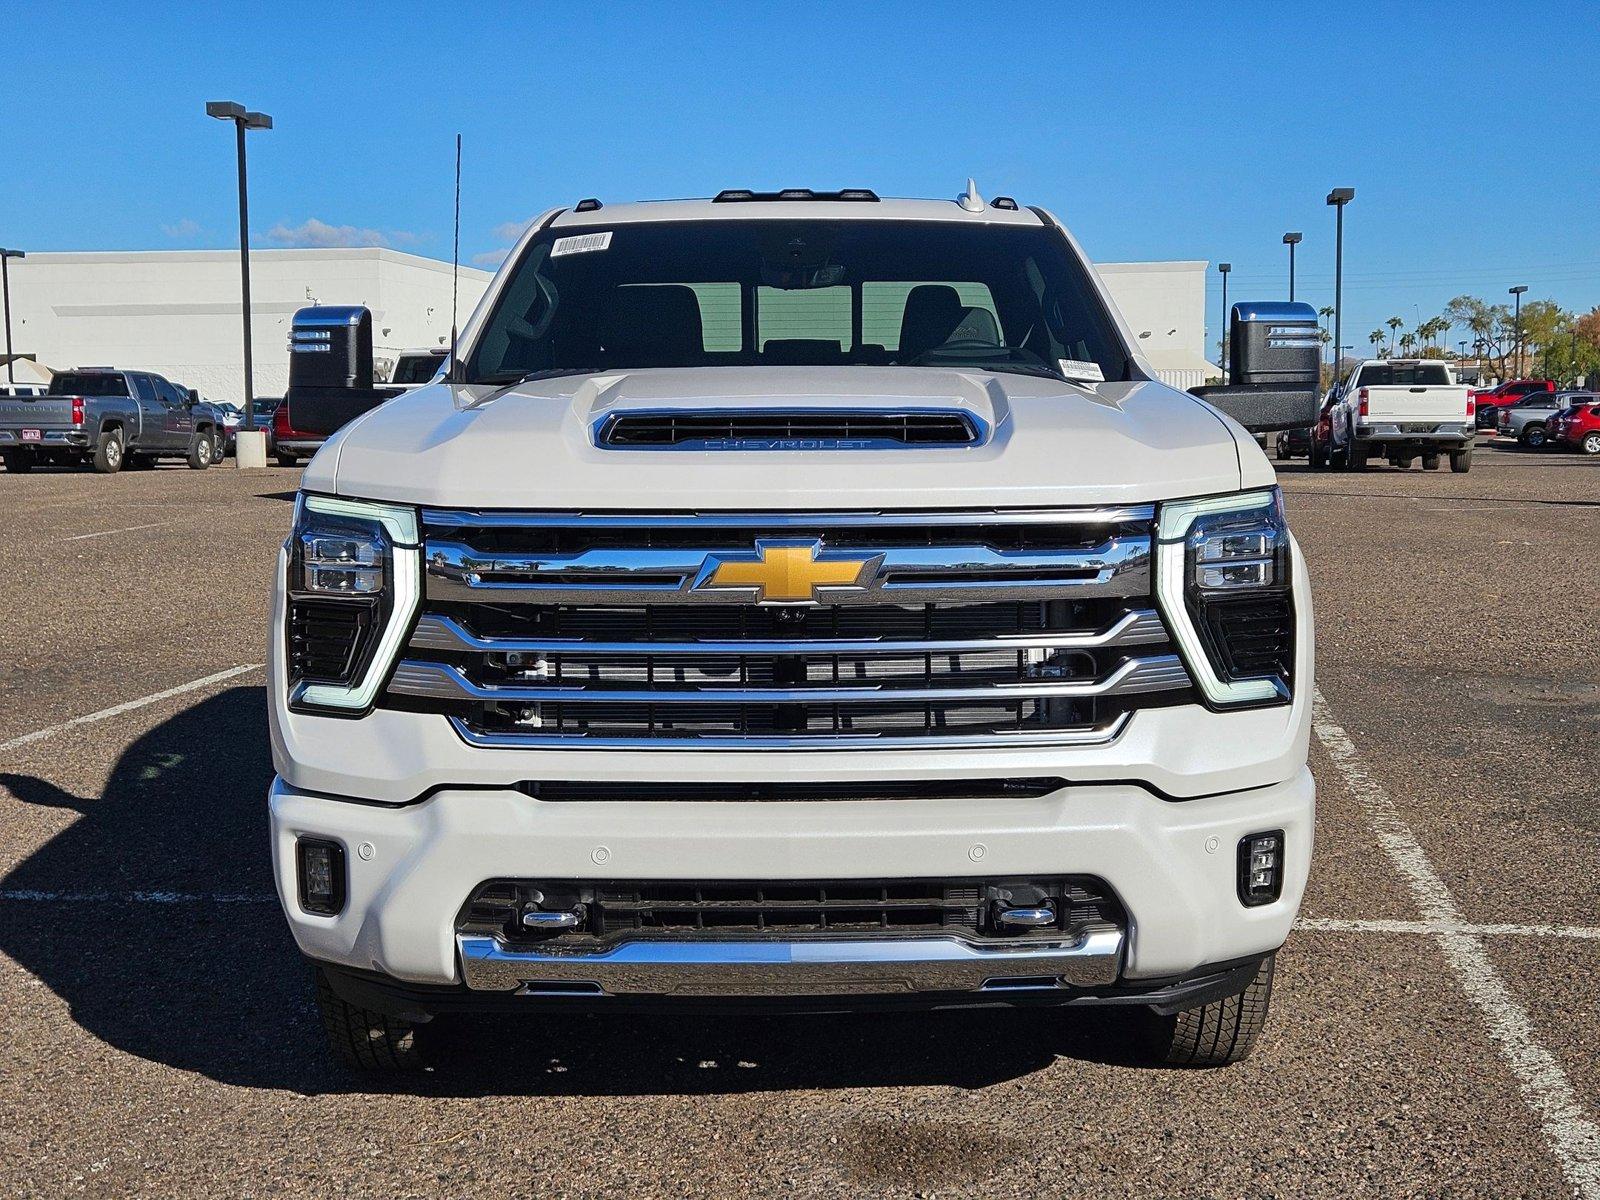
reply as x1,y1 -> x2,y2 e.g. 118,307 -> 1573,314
596,409 -> 983,450
388,508 -> 1191,747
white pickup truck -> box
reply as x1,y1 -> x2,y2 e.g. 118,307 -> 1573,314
267,188 -> 1316,1071
1322,359 -> 1475,472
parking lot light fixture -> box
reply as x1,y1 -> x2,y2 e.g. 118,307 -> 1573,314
1508,285 -> 1528,379
1282,232 -> 1301,301
1325,189 -> 1354,396
1218,262 -> 1231,382
207,101 -> 272,443
0,247 -> 23,384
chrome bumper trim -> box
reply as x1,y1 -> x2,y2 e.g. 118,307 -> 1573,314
408,608 -> 1171,657
457,928 -> 1124,996
390,654 -> 1191,706
445,709 -> 1132,750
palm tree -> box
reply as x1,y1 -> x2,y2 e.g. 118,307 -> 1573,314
1386,316 -> 1404,353
1399,332 -> 1416,357
1369,330 -> 1387,357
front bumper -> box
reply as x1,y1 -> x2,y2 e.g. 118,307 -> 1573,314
269,765 -> 1314,994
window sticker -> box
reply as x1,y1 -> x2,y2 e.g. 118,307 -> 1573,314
551,231 -> 613,257
1058,358 -> 1105,383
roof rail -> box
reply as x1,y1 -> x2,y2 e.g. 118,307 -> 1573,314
712,188 -> 881,203
574,197 -> 603,212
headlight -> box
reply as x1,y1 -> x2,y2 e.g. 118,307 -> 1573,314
1156,488 -> 1294,707
286,494 -> 420,713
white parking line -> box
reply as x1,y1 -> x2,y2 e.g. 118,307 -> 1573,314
0,664 -> 263,755
1297,917 -> 1600,941
61,521 -> 175,542
1314,688 -> 1600,1199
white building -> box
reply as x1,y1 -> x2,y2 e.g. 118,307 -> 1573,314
1,248 -> 1215,403
1096,260 -> 1218,390
2,249 -> 494,405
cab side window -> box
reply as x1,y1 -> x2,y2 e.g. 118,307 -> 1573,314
132,374 -> 159,404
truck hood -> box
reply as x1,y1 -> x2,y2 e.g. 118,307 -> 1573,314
307,367 -> 1258,509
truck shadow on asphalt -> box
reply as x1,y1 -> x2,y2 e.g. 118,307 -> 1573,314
0,688 -> 1155,1097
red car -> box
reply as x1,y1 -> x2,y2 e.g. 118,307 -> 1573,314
271,399 -> 328,467
1556,396 -> 1600,455
1471,378 -> 1555,428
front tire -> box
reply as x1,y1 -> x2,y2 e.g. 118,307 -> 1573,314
315,969 -> 423,1071
1450,448 -> 1473,473
1141,953 -> 1276,1068
211,436 -> 227,465
187,432 -> 212,470
1582,432 -> 1600,456
1521,425 -> 1547,448
92,428 -> 125,474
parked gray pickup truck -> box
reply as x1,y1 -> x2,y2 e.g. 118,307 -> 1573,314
0,368 -> 221,473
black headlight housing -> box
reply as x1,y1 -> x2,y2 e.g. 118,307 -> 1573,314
285,494 -> 420,714
1157,489 -> 1295,707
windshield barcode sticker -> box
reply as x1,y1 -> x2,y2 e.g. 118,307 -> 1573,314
551,231 -> 613,257
1058,358 -> 1105,383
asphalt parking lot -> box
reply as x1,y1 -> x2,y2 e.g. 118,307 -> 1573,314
1,442 -> 1597,1199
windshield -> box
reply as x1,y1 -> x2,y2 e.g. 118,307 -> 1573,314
1355,363 -> 1452,387
392,354 -> 445,384
49,372 -> 129,397
465,218 -> 1127,384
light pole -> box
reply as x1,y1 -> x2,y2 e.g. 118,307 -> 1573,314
1218,262 -> 1231,382
1458,339 -> 1468,380
1508,285 -> 1528,379
206,101 -> 272,437
0,248 -> 22,384
1282,232 -> 1301,301
1326,188 -> 1354,394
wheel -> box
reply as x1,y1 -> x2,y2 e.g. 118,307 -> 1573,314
1,447 -> 34,473
210,435 -> 227,465
1349,439 -> 1370,471
1582,432 -> 1600,456
1328,438 -> 1347,471
1140,953 -> 1276,1067
1422,453 -> 1441,471
1450,448 -> 1473,473
92,428 -> 125,474
187,432 -> 212,470
1520,425 -> 1547,449
1274,435 -> 1291,462
315,969 -> 423,1071
275,452 -> 299,468
1391,455 -> 1415,470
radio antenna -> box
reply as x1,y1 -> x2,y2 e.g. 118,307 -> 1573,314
449,132 -> 462,383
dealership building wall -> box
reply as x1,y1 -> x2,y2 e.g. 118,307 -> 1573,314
1,249 -> 494,406
1,248 -> 1214,402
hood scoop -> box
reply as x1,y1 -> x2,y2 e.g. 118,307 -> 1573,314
595,408 -> 985,450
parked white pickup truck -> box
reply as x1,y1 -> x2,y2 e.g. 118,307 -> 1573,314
267,188 -> 1317,1071
1323,359 -> 1475,472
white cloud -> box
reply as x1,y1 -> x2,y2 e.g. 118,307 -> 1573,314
471,249 -> 510,268
266,217 -> 414,249
161,218 -> 202,239
492,218 -> 534,243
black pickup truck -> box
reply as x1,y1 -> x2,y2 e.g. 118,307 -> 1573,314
0,368 -> 221,473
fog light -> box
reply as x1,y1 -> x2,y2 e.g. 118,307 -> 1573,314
296,838 -> 346,915
1237,830 -> 1283,906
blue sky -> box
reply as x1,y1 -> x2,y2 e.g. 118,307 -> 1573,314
4,2 -> 1596,352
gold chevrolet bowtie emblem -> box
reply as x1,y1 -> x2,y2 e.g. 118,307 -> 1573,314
701,540 -> 875,604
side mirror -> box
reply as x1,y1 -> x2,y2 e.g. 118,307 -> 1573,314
1191,301 -> 1321,433
285,305 -> 403,436
186,389 -> 200,406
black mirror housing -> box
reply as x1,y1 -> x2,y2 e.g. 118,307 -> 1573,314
285,305 -> 403,436
1191,301 -> 1321,433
